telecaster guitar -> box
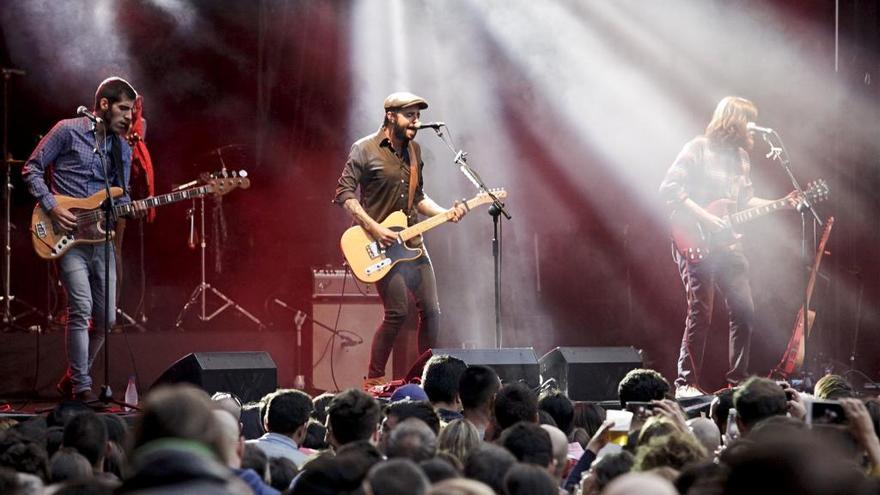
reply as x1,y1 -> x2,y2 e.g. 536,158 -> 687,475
671,179 -> 829,262
341,188 -> 507,283
31,174 -> 250,260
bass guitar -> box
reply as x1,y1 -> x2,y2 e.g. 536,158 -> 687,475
671,179 -> 829,262
31,174 -> 250,260
341,188 -> 507,283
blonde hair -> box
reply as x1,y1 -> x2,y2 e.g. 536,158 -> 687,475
437,418 -> 481,464
704,96 -> 757,147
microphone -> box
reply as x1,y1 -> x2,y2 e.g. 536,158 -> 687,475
746,122 -> 773,134
416,122 -> 445,130
77,106 -> 102,124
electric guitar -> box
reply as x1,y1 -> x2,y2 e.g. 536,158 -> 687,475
671,179 -> 829,262
341,188 -> 507,283
31,173 -> 250,260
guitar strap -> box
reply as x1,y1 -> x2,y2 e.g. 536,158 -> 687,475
406,141 -> 418,215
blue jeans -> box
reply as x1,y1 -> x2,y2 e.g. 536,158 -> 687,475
58,243 -> 116,393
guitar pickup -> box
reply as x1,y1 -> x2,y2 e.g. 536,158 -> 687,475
365,241 -> 383,259
365,258 -> 392,275
34,222 -> 48,239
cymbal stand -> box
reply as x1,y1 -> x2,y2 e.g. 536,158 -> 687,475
175,190 -> 263,330
1,66 -> 43,331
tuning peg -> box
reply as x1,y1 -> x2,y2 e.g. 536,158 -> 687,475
238,170 -> 248,178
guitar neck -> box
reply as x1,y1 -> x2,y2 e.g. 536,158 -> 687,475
728,198 -> 792,226
115,184 -> 212,216
398,195 -> 492,241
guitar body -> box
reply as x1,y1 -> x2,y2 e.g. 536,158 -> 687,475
340,211 -> 423,283
31,188 -> 124,260
670,199 -> 739,262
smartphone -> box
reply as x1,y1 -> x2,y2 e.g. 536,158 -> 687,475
776,381 -> 796,401
806,399 -> 847,425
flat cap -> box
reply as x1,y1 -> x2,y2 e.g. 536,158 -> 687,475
383,91 -> 429,110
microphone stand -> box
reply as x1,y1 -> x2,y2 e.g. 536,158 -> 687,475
90,119 -> 136,410
761,130 -> 822,378
427,126 -> 510,348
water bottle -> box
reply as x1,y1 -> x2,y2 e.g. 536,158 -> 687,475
124,376 -> 138,411
294,374 -> 305,390
725,408 -> 740,444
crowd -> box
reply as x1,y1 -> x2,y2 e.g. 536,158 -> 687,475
1,356 -> 879,495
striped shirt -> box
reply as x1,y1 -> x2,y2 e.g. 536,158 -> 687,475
23,116 -> 132,212
659,135 -> 754,209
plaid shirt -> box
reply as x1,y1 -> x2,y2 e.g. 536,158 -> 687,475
659,136 -> 754,209
23,117 -> 132,212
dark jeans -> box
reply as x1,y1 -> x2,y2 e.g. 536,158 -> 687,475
367,253 -> 440,379
674,247 -> 755,387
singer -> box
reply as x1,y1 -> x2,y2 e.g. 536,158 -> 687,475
22,77 -> 144,402
659,96 -> 798,398
334,91 -> 468,391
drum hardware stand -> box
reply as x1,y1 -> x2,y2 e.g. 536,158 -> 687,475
174,174 -> 263,330
1,66 -> 44,331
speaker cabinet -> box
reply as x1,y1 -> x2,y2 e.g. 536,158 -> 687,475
411,348 -> 540,388
539,346 -> 642,401
152,351 -> 277,403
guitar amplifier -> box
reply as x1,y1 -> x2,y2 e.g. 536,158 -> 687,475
312,267 -> 378,298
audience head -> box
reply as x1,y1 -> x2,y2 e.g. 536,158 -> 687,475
687,416 -> 721,454
538,390 -> 575,435
498,421 -> 553,469
581,451 -> 635,495
618,368 -> 670,407
814,374 -> 856,400
733,377 -> 787,433
385,418 -> 437,462
241,443 -> 269,480
0,431 -> 48,481
383,400 -> 441,438
211,391 -> 243,421
211,409 -> 242,468
390,384 -> 430,403
311,392 -> 335,425
62,412 -> 107,470
422,355 -> 468,408
634,429 -> 708,472
420,457 -> 460,484
302,420 -> 329,450
131,384 -> 224,461
268,456 -> 298,492
459,366 -> 500,413
540,424 -> 568,481
427,478 -> 495,495
503,463 -> 559,495
364,458 -> 430,495
326,388 -> 382,449
637,416 -> 679,447
463,443 -> 516,494
48,447 -> 92,484
437,419 -> 481,465
494,382 -> 538,430
265,389 -> 313,442
603,472 -> 678,495
293,441 -> 381,495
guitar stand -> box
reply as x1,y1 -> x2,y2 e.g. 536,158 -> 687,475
174,194 -> 263,330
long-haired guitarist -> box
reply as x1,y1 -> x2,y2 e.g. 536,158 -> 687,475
22,77 -> 145,402
334,92 -> 468,391
659,96 -> 798,398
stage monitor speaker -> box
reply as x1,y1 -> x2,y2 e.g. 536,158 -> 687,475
539,346 -> 642,401
408,348 -> 540,388
152,351 -> 277,404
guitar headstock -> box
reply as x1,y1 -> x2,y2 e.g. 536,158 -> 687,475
207,170 -> 251,196
804,179 -> 829,204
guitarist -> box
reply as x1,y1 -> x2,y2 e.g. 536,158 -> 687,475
659,96 -> 797,398
22,77 -> 144,402
334,92 -> 468,391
